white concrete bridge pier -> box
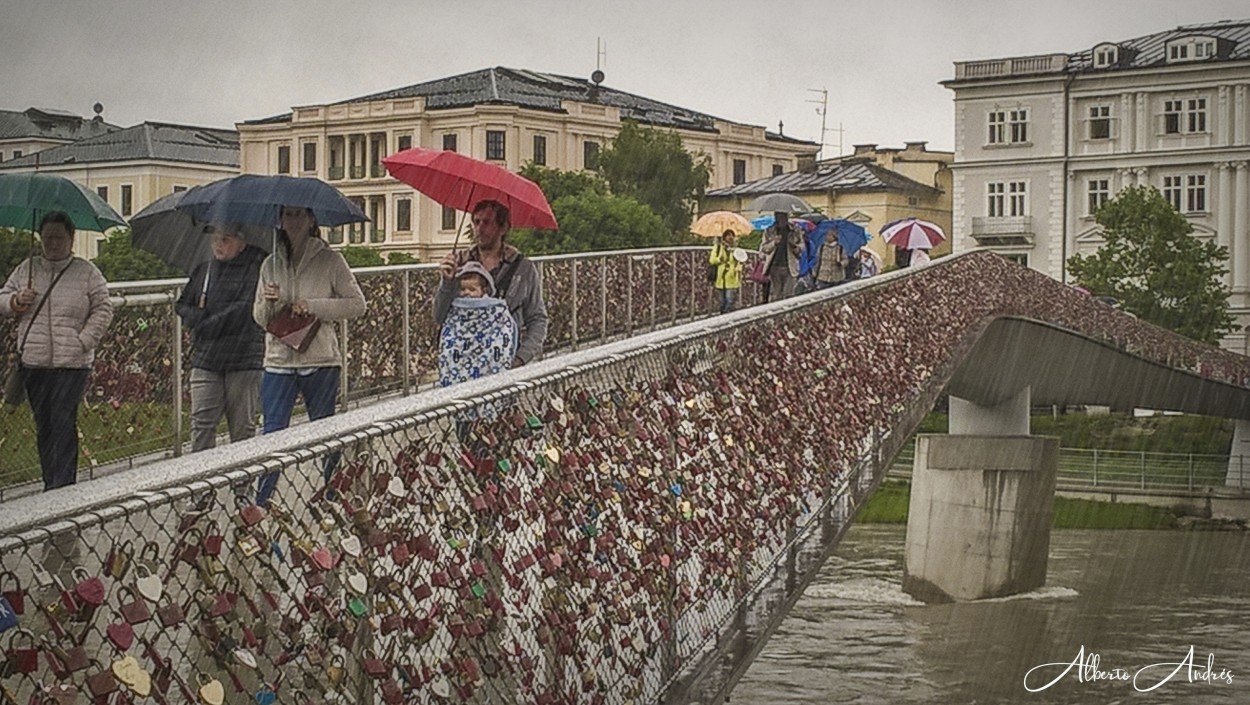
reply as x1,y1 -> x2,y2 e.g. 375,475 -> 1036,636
902,387 -> 1059,602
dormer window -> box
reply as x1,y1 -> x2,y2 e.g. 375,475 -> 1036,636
1093,44 -> 1119,68
1166,36 -> 1219,63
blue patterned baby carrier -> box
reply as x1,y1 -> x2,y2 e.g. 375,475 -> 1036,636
438,297 -> 518,418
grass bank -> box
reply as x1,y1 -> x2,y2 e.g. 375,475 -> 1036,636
858,480 -> 1180,530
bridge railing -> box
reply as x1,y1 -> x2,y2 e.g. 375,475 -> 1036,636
4,252 -> 1250,705
893,444 -> 1240,493
0,247 -> 766,496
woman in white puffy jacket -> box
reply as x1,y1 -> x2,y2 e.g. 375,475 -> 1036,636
1,212 -> 113,490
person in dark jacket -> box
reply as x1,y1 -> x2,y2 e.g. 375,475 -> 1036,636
175,225 -> 266,452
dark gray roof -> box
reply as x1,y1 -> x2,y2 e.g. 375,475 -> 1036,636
243,66 -> 818,147
0,122 -> 238,170
1069,18 -> 1250,71
0,107 -> 120,141
707,159 -> 940,198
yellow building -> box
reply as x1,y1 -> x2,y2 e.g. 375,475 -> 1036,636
0,107 -> 120,164
703,142 -> 953,266
236,66 -> 819,260
0,122 -> 239,259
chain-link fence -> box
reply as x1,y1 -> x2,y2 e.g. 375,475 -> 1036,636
0,247 -> 768,496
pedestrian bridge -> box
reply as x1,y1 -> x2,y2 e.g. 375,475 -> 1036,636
2,251 -> 1248,705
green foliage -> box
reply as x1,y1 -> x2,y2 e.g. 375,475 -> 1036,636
737,232 -> 763,251
858,480 -> 1179,529
338,245 -> 386,268
92,228 -> 181,281
595,121 -> 711,236
510,191 -> 669,256
918,410 -> 1232,454
386,251 -> 419,265
1067,185 -> 1235,344
0,227 -> 34,279
518,164 -> 608,203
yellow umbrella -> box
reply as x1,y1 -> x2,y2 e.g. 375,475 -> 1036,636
691,210 -> 754,238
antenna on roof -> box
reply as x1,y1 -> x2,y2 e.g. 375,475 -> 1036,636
596,37 -> 607,72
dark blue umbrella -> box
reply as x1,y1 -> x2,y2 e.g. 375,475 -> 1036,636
798,220 -> 871,277
176,175 -> 368,228
131,191 -> 273,273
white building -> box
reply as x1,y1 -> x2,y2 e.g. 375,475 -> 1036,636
944,19 -> 1250,347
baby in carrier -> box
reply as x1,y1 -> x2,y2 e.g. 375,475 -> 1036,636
438,261 -> 518,393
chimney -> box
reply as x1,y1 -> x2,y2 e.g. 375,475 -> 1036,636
904,141 -> 928,152
852,143 -> 877,157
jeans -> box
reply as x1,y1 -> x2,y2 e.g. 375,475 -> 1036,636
255,367 -> 340,506
717,287 -> 739,314
189,368 -> 261,452
23,367 -> 89,491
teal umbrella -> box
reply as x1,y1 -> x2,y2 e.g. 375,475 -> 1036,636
0,172 -> 127,233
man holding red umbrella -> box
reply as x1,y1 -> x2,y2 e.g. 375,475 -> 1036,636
433,200 -> 549,367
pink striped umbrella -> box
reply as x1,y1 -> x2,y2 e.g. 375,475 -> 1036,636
882,218 -> 945,250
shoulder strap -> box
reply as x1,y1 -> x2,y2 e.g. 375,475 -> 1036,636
17,258 -> 78,353
493,254 -> 525,301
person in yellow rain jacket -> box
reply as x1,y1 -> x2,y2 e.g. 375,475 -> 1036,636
708,229 -> 744,314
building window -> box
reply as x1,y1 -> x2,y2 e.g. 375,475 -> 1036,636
990,181 -> 1026,216
1187,98 -> 1207,133
1186,174 -> 1207,213
987,182 -> 1005,217
1162,175 -> 1183,211
532,135 -> 547,166
583,141 -> 600,170
396,198 -> 411,232
301,142 -> 316,172
1195,39 -> 1215,58
988,111 -> 1006,144
1169,43 -> 1189,61
1163,98 -> 1206,135
120,185 -> 133,217
1087,179 -> 1109,215
1009,109 -> 1029,143
1094,46 -> 1118,68
442,206 -> 456,231
486,130 -> 506,161
11,150 -> 20,159
1008,181 -> 1026,216
277,145 -> 291,174
97,185 -> 108,203
732,159 -> 747,185
773,164 -> 784,176
1088,106 -> 1112,139
1002,253 -> 1028,267
173,185 -> 187,193
442,134 -> 457,152
396,134 -> 412,152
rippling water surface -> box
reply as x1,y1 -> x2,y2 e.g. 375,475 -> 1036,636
732,524 -> 1250,704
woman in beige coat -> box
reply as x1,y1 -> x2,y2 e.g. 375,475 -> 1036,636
253,206 -> 365,505
1,212 -> 113,490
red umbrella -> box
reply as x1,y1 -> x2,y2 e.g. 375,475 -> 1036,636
882,218 -> 945,250
381,148 -> 558,232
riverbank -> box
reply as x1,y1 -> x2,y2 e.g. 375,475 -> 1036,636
859,479 -> 1201,529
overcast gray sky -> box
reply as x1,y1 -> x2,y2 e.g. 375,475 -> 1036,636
4,0 -> 1247,155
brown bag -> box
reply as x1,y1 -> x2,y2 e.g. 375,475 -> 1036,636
265,305 -> 321,353
2,364 -> 22,407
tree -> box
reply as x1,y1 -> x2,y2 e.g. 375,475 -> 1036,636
93,228 -> 182,281
339,245 -> 387,268
595,120 -> 711,235
0,228 -> 34,280
1067,185 -> 1235,345
519,164 -> 607,202
510,191 -> 669,256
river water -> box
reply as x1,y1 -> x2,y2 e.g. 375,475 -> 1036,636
731,524 -> 1250,704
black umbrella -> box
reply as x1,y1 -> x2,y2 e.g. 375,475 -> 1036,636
745,192 -> 813,214
131,191 -> 272,274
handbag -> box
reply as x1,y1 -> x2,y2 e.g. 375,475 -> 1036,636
748,259 -> 770,285
4,258 -> 77,407
265,304 -> 321,353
